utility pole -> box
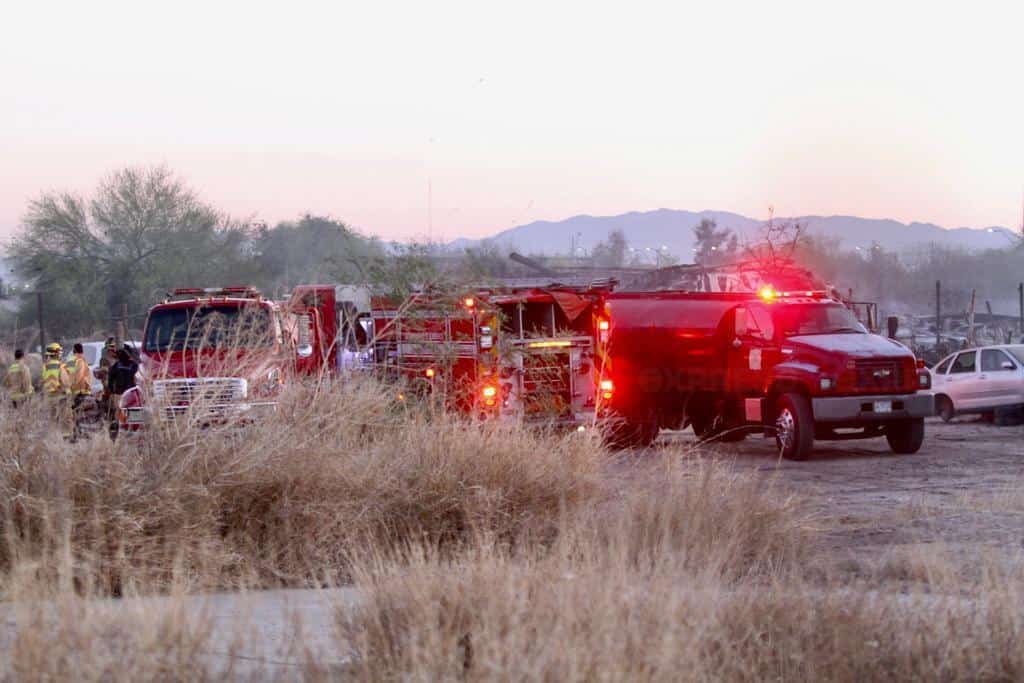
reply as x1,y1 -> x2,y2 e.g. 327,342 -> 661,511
967,289 -> 977,347
1018,282 -> 1023,336
935,280 -> 941,347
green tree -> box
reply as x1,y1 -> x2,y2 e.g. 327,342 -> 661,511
591,229 -> 628,268
693,218 -> 737,265
9,165 -> 254,338
251,215 -> 385,294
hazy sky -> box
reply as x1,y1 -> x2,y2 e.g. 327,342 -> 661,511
3,0 -> 1023,242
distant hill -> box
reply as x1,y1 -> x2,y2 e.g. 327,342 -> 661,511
449,209 -> 1019,259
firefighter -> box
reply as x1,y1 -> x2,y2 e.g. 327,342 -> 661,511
69,343 -> 93,440
41,342 -> 71,425
5,349 -> 34,408
106,347 -> 139,440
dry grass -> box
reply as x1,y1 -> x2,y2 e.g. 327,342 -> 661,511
0,377 -> 606,596
3,379 -> 1024,680
341,490 -> 1024,682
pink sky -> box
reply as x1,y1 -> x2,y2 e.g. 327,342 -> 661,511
2,1 -> 1023,243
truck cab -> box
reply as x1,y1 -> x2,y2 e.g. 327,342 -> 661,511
724,291 -> 932,458
119,287 -> 284,430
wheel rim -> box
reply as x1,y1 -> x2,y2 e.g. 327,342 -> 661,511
776,407 -> 796,452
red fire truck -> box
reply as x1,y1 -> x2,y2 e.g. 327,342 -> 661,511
119,284 -> 375,432
603,286 -> 933,458
371,282 -> 614,427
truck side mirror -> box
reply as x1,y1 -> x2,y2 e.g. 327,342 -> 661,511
734,309 -> 748,337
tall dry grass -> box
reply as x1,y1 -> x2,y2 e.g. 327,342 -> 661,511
340,469 -> 1024,682
4,376 -> 1024,681
0,376 -> 606,596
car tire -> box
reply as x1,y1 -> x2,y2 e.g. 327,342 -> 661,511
936,395 -> 955,423
774,393 -> 814,461
886,417 -> 925,454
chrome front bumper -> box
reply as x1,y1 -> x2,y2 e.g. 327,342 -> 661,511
126,401 -> 277,426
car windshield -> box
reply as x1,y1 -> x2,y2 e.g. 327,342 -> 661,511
144,305 -> 274,352
772,303 -> 867,337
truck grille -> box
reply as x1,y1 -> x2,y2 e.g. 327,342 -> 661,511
152,378 -> 247,406
854,360 -> 903,391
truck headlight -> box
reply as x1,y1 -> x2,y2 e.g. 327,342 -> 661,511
918,372 -> 931,389
819,377 -> 834,391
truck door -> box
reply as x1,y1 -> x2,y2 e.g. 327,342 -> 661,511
726,304 -> 774,396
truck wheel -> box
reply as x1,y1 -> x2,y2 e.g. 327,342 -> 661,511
605,417 -> 658,450
936,395 -> 955,422
886,418 -> 925,454
774,393 -> 814,461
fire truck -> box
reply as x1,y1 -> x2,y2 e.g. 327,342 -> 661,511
120,284 -> 376,431
603,285 -> 934,458
371,282 -> 614,427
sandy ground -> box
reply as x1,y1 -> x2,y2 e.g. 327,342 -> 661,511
656,416 -> 1024,567
2,417 -> 1022,678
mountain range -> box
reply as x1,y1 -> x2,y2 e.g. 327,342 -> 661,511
450,209 -> 1020,260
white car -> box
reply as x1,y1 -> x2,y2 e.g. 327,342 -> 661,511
930,345 -> 1024,421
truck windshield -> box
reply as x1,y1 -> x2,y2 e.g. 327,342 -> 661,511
773,303 -> 866,337
144,305 -> 274,352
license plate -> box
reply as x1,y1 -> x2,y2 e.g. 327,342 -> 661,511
873,400 -> 892,414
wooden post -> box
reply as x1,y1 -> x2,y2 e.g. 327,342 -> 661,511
935,280 -> 941,347
1019,282 -> 1023,336
967,289 -> 977,347
119,303 -> 129,345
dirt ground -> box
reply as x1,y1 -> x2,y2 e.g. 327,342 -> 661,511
656,417 -> 1024,568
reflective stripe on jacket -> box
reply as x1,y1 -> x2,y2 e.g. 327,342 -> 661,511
41,359 -> 69,396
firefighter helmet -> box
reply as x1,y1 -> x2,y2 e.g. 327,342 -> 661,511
45,342 -> 62,357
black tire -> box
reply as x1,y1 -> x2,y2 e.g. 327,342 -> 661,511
690,411 -> 714,440
886,418 -> 925,454
936,395 -> 955,423
690,404 -> 745,442
774,393 -> 814,461
605,417 -> 659,450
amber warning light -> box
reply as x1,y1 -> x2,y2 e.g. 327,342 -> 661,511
599,379 -> 613,400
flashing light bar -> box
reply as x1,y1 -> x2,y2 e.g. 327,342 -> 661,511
597,319 -> 610,331
757,286 -> 829,302
463,297 -> 475,308
527,340 -> 573,349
